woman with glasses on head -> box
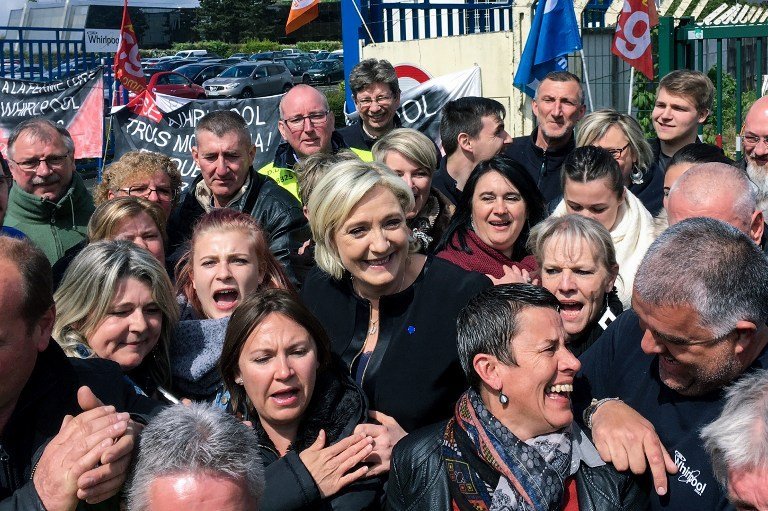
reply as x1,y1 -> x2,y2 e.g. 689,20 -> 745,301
93,150 -> 182,220
552,146 -> 655,309
576,109 -> 664,215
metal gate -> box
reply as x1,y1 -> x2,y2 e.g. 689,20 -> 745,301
658,16 -> 768,157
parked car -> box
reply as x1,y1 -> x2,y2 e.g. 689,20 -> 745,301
144,59 -> 189,74
274,58 -> 310,85
229,53 -> 249,60
203,62 -> 293,98
175,49 -> 216,59
307,59 -> 344,85
249,51 -> 279,61
174,63 -> 229,85
145,71 -> 206,99
216,58 -> 247,66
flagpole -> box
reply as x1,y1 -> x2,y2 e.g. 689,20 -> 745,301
578,49 -> 594,113
627,67 -> 634,115
348,0 -> 375,45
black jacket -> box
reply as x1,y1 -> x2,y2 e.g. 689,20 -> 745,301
253,360 -> 383,511
301,256 -> 491,432
166,168 -> 309,285
386,422 -> 649,511
503,127 -> 576,206
0,342 -> 163,511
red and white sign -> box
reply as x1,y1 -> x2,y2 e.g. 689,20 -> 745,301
395,64 -> 432,92
612,0 -> 658,79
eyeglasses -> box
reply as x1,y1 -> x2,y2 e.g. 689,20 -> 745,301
656,328 -> 735,348
118,185 -> 177,202
282,111 -> 329,132
743,133 -> 768,146
10,153 -> 70,172
604,143 -> 630,159
356,94 -> 394,108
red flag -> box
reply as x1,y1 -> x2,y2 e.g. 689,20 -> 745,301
286,0 -> 319,34
612,0 -> 658,80
125,90 -> 163,123
114,0 -> 147,95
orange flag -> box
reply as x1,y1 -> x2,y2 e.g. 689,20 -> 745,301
114,0 -> 147,95
286,0 -> 319,34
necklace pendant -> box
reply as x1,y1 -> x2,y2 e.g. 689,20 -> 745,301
368,324 -> 378,335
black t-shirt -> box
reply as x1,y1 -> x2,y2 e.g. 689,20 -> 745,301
432,156 -> 462,206
574,309 -> 768,511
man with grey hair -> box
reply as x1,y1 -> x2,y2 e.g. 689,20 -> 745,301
167,109 -> 307,284
503,71 -> 585,204
4,117 -> 95,263
258,84 -> 370,202
701,369 -> 768,510
573,218 -> 768,511
128,402 -> 264,511
338,58 -> 401,151
666,162 -> 765,248
740,96 -> 768,215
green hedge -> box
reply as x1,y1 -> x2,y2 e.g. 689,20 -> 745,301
325,81 -> 347,128
160,39 -> 341,58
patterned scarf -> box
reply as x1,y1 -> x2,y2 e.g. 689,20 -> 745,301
442,389 -> 573,511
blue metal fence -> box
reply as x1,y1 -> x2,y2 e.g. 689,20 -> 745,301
1,26 -> 121,174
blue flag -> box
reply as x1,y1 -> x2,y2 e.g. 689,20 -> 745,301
513,0 -> 583,97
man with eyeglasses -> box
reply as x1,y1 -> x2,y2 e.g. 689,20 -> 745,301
648,70 -> 712,174
338,58 -> 401,152
258,84 -> 370,201
739,96 -> 768,215
4,118 -> 95,263
572,217 -> 768,511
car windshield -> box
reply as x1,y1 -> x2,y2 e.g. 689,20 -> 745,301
219,65 -> 254,78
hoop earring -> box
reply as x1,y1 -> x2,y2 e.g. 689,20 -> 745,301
499,391 -> 509,405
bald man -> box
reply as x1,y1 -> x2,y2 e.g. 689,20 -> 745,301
258,84 -> 371,201
667,162 -> 764,248
741,97 -> 768,213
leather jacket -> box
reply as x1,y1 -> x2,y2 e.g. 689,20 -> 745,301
386,422 -> 649,511
167,168 -> 309,286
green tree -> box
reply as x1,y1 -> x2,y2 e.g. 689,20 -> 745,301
196,0 -> 275,43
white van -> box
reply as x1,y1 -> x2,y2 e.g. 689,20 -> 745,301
175,49 -> 209,59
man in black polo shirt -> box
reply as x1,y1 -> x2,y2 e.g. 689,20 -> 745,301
503,71 -> 585,206
432,97 -> 512,205
574,218 -> 768,511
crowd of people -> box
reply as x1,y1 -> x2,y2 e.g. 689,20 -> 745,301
1,57 -> 768,511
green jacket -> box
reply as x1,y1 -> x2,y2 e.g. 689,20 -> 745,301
4,172 -> 94,263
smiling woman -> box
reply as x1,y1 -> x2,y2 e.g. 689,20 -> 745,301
170,209 -> 295,401
53,240 -> 179,399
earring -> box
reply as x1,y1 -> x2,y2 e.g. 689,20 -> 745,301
235,378 -> 243,385
499,391 -> 509,405
630,164 -> 644,185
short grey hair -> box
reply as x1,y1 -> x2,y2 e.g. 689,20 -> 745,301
195,110 -> 251,145
349,58 -> 400,97
527,214 -> 617,275
457,284 -> 561,390
701,369 -> 768,488
634,217 -> 768,336
307,159 -> 416,279
372,128 -> 438,176
278,84 -> 329,119
668,162 -> 758,230
576,109 -> 653,173
127,403 -> 264,511
7,117 -> 75,159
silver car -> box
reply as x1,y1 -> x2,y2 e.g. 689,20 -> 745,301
203,62 -> 293,99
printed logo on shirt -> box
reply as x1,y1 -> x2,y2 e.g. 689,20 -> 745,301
674,450 -> 708,496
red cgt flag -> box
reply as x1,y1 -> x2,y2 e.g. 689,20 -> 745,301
612,0 -> 659,80
114,0 -> 147,95
286,0 -> 319,34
